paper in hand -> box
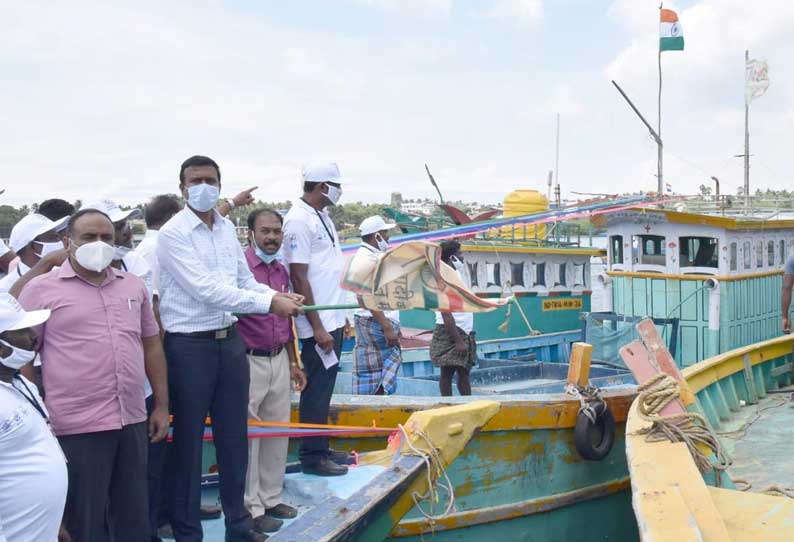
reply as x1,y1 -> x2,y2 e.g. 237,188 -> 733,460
315,344 -> 339,369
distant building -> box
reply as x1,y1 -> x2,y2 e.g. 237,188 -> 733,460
390,192 -> 403,208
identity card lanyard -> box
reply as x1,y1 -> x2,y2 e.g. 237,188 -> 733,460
315,209 -> 336,247
12,373 -> 48,422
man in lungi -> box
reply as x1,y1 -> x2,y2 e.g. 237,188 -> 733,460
352,216 -> 402,395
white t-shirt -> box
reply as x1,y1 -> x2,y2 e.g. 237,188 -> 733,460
120,251 -> 153,302
353,245 -> 399,324
0,261 -> 29,294
434,268 -> 474,333
282,199 -> 349,339
133,229 -> 160,297
0,376 -> 67,542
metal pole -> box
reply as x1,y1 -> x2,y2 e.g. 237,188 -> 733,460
744,49 -> 750,215
555,113 -> 560,194
657,3 -> 664,197
711,176 -> 721,214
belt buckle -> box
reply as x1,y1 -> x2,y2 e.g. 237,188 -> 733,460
215,328 -> 229,340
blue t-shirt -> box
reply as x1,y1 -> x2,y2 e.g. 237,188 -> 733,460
786,256 -> 794,275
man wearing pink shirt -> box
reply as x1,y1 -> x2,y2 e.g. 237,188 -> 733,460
18,208 -> 169,542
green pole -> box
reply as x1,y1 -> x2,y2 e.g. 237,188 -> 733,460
302,303 -> 361,312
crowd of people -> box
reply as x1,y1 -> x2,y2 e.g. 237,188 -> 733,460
0,154 -> 477,542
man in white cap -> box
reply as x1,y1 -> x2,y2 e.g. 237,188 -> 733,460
0,293 -> 67,542
81,199 -> 153,297
352,216 -> 403,395
0,214 -> 67,293
282,162 -> 350,476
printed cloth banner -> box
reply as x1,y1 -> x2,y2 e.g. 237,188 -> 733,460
745,58 -> 769,104
341,241 -> 509,313
660,9 -> 684,52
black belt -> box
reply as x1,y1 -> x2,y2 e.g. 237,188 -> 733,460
247,345 -> 285,358
168,324 -> 236,341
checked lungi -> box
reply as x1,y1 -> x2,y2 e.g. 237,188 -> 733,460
353,315 -> 402,394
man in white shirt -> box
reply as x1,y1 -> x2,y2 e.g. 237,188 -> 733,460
0,293 -> 67,542
282,162 -> 350,476
0,214 -> 67,293
157,155 -> 303,542
352,216 -> 403,395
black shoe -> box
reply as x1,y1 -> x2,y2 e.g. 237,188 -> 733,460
200,504 -> 223,520
253,514 -> 283,533
301,457 -> 349,476
327,448 -> 353,464
266,503 -> 298,519
225,529 -> 268,542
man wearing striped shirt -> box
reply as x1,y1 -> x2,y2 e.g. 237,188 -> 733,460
157,155 -> 303,542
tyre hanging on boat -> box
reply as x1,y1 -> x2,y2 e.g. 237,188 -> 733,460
573,399 -> 615,461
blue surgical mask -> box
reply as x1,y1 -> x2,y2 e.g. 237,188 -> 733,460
187,183 -> 220,212
255,245 -> 279,264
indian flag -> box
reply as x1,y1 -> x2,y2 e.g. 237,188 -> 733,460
660,9 -> 684,52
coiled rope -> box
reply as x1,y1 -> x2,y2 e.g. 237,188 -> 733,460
635,373 -> 731,481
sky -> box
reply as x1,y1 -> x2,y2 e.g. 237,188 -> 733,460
1,0 -> 792,208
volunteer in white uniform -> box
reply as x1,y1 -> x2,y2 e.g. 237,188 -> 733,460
0,214 -> 67,293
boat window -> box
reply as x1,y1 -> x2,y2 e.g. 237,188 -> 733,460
632,235 -> 666,266
743,241 -> 751,269
756,241 -> 763,268
486,262 -> 501,287
532,262 -> 546,287
467,262 -> 478,287
610,235 -> 623,265
768,240 -> 775,267
679,237 -> 718,269
573,263 -> 586,287
555,263 -> 567,287
780,240 -> 786,265
729,242 -> 737,271
509,262 -> 525,287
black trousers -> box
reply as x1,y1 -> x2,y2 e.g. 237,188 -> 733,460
146,395 -> 169,541
165,329 -> 251,542
58,422 -> 149,542
299,326 -> 343,464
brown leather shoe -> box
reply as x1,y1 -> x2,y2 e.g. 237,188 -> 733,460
253,514 -> 283,533
266,503 -> 298,519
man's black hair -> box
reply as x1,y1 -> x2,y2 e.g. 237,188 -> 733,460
67,209 -> 112,237
362,232 -> 377,244
440,239 -> 461,263
145,194 -> 182,228
38,199 -> 75,221
303,181 -> 319,193
179,155 -> 221,184
247,208 -> 283,231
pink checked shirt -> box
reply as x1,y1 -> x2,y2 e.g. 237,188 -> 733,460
19,260 -> 159,436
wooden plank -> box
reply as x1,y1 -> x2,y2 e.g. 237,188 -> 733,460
635,318 -> 697,406
566,342 -> 592,388
620,339 -> 686,417
742,354 -> 759,404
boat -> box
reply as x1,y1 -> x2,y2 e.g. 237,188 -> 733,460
621,318 -> 794,541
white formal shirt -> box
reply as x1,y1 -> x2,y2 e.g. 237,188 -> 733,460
157,208 -> 275,333
434,268 -> 474,333
119,251 -> 153,301
282,198 -> 348,339
0,376 -> 67,542
353,244 -> 399,324
133,229 -> 160,297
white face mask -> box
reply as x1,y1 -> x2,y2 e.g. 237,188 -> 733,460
0,339 -> 36,370
450,256 -> 465,272
375,234 -> 389,252
33,241 -> 63,259
73,240 -> 115,273
113,245 -> 132,261
187,183 -> 220,212
323,184 -> 342,206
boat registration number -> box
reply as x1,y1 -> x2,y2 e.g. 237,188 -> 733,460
542,298 -> 583,311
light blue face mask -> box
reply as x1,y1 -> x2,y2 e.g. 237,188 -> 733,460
255,245 -> 279,264
187,183 -> 220,212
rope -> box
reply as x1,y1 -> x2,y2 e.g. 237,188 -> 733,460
568,384 -> 605,424
635,373 -> 731,481
397,423 -> 456,533
732,479 -> 794,498
484,240 -> 539,336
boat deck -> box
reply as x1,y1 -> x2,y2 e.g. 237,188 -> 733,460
719,392 -> 794,493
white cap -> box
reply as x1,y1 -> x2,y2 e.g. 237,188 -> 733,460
9,213 -> 68,252
81,199 -> 143,223
302,163 -> 343,185
359,215 -> 396,237
0,293 -> 50,332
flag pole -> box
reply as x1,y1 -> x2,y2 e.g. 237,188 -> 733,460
657,2 -> 664,200
743,49 -> 750,215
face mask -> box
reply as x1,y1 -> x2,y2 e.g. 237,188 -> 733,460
450,256 -> 465,272
0,339 -> 36,370
187,183 -> 220,212
73,240 -> 115,273
33,241 -> 62,259
323,184 -> 342,206
375,234 -> 389,252
254,245 -> 279,264
113,245 -> 132,261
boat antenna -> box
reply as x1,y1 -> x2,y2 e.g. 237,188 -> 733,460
425,164 -> 446,206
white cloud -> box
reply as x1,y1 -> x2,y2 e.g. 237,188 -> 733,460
526,84 -> 585,117
484,0 -> 543,26
351,0 -> 453,15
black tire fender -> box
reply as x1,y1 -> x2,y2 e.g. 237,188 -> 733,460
574,402 -> 616,461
